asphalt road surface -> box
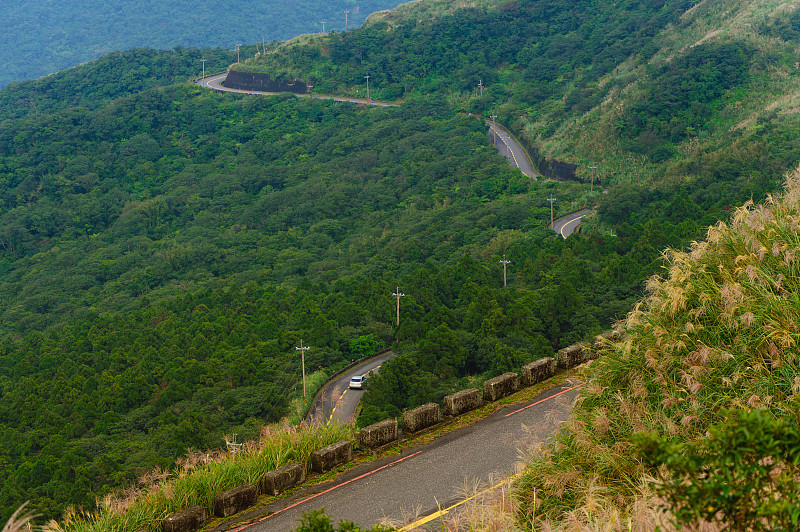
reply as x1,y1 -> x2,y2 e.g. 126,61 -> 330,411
218,381 -> 581,531
551,209 -> 591,239
197,72 -> 399,107
487,122 -> 538,179
308,351 -> 396,425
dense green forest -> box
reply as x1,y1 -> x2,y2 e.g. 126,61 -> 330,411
0,0 -> 405,89
2,0 -> 800,525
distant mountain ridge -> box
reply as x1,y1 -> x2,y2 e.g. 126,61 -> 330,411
0,0 -> 407,88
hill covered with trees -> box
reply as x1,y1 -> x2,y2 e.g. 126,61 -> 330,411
1,0 -> 799,526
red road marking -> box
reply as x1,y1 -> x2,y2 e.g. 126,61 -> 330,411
232,450 -> 424,531
504,383 -> 583,417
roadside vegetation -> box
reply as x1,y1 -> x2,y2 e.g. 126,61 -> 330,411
47,421 -> 349,532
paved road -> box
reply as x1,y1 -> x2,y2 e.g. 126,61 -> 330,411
198,72 -> 399,107
487,122 -> 538,179
308,351 -> 396,425
551,209 -> 591,239
219,382 -> 581,531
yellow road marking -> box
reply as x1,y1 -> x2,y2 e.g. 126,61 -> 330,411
400,474 -> 522,531
560,213 -> 587,239
331,389 -> 347,415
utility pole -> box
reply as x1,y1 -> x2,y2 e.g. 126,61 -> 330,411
262,35 -> 266,54
295,341 -> 310,402
499,255 -> 511,287
478,79 -> 484,97
392,287 -> 405,326
364,74 -> 371,103
345,10 -> 349,31
200,57 -> 206,86
235,44 -> 240,63
588,165 -> 597,194
548,195 -> 556,227
321,20 -> 326,33
490,114 -> 497,146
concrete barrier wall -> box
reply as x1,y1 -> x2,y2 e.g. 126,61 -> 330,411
443,388 -> 482,417
360,419 -> 398,448
557,343 -> 592,369
162,505 -> 206,532
261,461 -> 306,496
214,483 -> 257,517
483,372 -> 519,402
311,440 -> 352,473
402,403 -> 441,433
521,358 -> 556,386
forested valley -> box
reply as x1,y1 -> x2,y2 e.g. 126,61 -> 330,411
2,0 -> 800,524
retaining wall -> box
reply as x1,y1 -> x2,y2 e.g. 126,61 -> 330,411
223,70 -> 309,94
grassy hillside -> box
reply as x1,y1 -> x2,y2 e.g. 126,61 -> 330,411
512,166 -> 800,530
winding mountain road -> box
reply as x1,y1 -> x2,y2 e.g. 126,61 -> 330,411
196,73 -> 538,178
198,72 -> 399,107
552,209 -> 591,238
216,382 -> 581,531
308,351 -> 396,425
487,121 -> 538,179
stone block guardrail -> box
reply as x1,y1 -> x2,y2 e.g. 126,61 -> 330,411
312,440 -> 353,473
154,328 -> 621,532
483,372 -> 520,402
443,388 -> 482,417
360,419 -> 398,449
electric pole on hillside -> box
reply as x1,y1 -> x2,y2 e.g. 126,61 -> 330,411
364,74 -> 371,103
500,255 -> 511,287
296,341 -> 310,402
345,10 -> 349,31
548,195 -> 556,227
478,79 -> 484,97
235,44 -> 240,63
321,21 -> 326,33
200,57 -> 207,86
490,114 -> 497,146
392,287 -> 405,326
588,165 -> 598,194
